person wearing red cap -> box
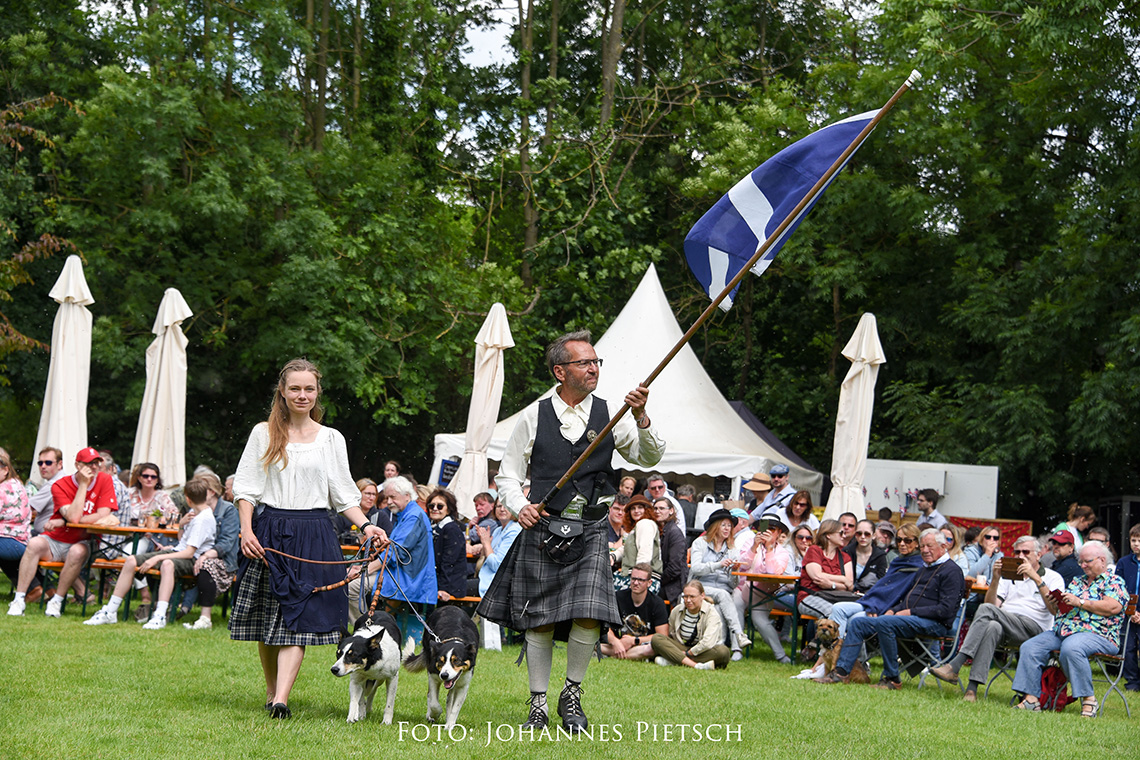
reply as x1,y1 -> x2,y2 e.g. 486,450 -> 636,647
6,446 -> 118,619
1048,530 -> 1081,586
7,447 -> 118,618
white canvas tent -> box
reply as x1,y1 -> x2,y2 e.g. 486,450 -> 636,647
430,264 -> 824,498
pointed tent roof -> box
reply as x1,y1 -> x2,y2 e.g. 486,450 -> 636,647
430,264 -> 824,496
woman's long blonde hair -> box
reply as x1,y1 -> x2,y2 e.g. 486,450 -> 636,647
262,358 -> 324,471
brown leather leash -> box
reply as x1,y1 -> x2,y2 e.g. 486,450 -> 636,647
260,540 -> 385,594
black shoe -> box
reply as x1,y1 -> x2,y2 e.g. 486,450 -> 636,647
557,682 -> 588,733
522,693 -> 548,729
269,702 -> 292,719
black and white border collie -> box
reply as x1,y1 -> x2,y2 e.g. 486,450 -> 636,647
331,612 -> 416,724
403,606 -> 479,728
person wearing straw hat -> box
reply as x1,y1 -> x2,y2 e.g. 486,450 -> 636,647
478,329 -> 665,734
740,471 -> 772,512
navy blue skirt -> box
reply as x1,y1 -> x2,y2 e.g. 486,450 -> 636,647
229,507 -> 346,645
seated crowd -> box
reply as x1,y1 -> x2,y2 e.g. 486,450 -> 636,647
3,450 -> 1138,713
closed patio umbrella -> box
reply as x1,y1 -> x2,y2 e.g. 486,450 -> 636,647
448,303 -> 513,522
131,287 -> 193,487
823,312 -> 886,523
29,255 -> 94,486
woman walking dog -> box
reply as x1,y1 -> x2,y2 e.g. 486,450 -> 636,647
230,358 -> 387,719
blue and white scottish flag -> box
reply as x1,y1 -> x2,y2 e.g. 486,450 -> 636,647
684,109 -> 879,311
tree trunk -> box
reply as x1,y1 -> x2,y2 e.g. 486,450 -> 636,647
829,284 -> 842,380
518,0 -> 536,288
302,0 -> 314,140
352,0 -> 363,120
543,0 -> 559,148
314,0 -> 329,151
202,0 -> 211,71
599,0 -> 626,127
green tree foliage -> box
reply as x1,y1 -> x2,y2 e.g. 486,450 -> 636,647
0,0 -> 1135,521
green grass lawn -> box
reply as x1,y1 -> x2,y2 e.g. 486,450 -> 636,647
0,597 -> 1136,760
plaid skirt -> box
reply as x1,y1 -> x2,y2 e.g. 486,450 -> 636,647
477,516 -> 619,636
228,508 -> 345,646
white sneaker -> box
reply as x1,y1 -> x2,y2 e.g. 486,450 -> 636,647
731,650 -> 744,662
695,661 -> 715,670
7,598 -> 25,616
655,656 -> 672,667
44,597 -> 63,618
183,617 -> 212,630
84,608 -> 118,626
142,614 -> 167,630
735,633 -> 752,648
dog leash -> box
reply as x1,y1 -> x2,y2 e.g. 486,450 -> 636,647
262,534 -> 441,643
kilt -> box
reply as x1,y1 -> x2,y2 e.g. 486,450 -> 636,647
476,515 -> 619,636
228,507 -> 345,646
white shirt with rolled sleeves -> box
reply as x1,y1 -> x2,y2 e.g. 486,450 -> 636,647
496,390 -> 665,518
233,422 -> 361,513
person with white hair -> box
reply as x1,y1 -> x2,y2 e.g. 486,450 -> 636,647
1010,540 -> 1128,716
928,535 -> 1064,701
815,528 -> 965,689
346,475 -> 435,638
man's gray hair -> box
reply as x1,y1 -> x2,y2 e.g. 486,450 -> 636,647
382,475 -> 417,500
1013,535 -> 1041,553
1081,540 -> 1109,562
647,473 -> 666,486
545,330 -> 592,376
677,484 -> 696,499
919,527 -> 946,544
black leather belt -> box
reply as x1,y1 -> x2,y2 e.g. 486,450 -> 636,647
547,503 -> 608,523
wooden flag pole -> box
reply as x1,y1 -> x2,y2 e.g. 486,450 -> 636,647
539,70 -> 922,509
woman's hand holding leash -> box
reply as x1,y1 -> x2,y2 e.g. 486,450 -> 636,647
362,524 -> 389,548
241,532 -> 265,560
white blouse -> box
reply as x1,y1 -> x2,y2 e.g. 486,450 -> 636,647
233,422 -> 360,513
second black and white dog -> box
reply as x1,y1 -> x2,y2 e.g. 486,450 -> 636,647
403,606 -> 479,728
331,612 -> 416,724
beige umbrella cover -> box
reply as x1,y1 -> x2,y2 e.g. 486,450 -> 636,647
131,287 -> 193,487
29,255 -> 94,486
448,303 -> 514,522
823,312 -> 886,522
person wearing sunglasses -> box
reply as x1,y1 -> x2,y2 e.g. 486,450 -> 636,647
788,527 -> 815,577
8,446 -> 118,618
964,527 -> 1004,589
929,535 -> 1064,702
1009,541 -> 1127,716
844,519 -> 888,593
425,488 -> 467,602
816,523 -> 925,647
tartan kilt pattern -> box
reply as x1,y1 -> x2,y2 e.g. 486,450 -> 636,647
227,507 -> 345,647
477,516 -> 619,633
228,559 -> 341,646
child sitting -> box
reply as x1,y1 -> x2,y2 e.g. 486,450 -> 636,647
84,479 -> 216,630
